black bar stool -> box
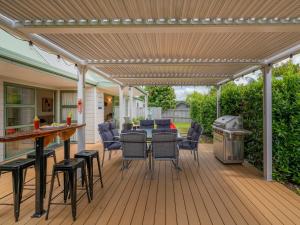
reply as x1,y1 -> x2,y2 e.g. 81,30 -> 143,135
0,158 -> 35,222
46,158 -> 90,221
74,150 -> 103,200
24,149 -> 60,197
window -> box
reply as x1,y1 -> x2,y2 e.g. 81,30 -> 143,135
60,91 -> 77,141
61,91 -> 77,122
4,84 -> 36,158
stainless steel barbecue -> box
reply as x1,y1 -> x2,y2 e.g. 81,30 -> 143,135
212,115 -> 251,164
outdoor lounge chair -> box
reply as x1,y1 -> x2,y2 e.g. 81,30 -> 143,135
139,120 -> 154,129
151,132 -> 179,174
98,122 -> 122,167
120,131 -> 149,177
155,119 -> 171,129
179,123 -> 203,166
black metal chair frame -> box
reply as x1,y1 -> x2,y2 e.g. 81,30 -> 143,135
23,149 -> 61,198
0,158 -> 36,222
46,159 -> 90,221
74,150 -> 103,200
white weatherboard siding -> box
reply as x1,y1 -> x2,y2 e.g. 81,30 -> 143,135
95,89 -> 104,142
0,80 -> 4,161
85,87 -> 104,144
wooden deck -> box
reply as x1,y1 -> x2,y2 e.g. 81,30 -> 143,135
0,143 -> 299,225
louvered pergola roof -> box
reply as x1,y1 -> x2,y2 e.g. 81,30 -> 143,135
1,0 -> 300,86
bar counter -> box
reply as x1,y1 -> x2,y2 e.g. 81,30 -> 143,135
0,124 -> 85,218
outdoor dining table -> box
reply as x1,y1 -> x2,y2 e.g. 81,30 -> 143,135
135,128 -> 183,141
0,123 -> 85,218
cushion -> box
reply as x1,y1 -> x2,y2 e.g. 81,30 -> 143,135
155,119 -> 171,129
140,120 -> 154,129
109,122 -> 119,137
98,122 -> 110,133
98,123 -> 114,148
107,141 -> 122,150
187,127 -> 194,139
179,140 -> 193,150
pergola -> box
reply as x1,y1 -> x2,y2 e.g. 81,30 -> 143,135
1,0 -> 300,183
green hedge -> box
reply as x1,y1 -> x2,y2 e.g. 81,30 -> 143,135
188,62 -> 300,184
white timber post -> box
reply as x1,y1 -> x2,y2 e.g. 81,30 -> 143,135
119,85 -> 125,130
77,65 -> 87,152
129,87 -> 134,120
263,65 -> 272,181
217,85 -> 221,118
144,94 -> 148,119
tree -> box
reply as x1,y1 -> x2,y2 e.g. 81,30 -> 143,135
145,86 -> 176,111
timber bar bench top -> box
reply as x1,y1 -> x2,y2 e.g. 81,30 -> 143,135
0,124 -> 85,142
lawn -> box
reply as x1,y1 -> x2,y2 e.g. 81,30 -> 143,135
174,122 -> 190,135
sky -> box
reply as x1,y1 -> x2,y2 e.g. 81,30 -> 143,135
174,54 -> 300,101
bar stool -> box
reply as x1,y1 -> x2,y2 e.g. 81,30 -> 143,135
0,158 -> 35,222
74,150 -> 103,200
25,149 -> 60,197
46,158 -> 90,221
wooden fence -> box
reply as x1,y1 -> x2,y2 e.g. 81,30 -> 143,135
162,108 -> 191,123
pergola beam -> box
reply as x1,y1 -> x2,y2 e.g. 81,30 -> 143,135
112,74 -> 230,79
90,59 -> 262,65
15,17 -> 300,34
120,82 -> 217,86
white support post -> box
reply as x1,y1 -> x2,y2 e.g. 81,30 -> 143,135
144,94 -> 148,119
263,65 -> 272,181
77,65 -> 87,152
129,87 -> 134,120
217,85 -> 221,118
119,85 -> 125,130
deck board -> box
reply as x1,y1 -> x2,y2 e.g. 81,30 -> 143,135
0,143 -> 299,225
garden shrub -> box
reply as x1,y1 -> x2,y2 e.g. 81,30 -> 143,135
187,62 -> 300,184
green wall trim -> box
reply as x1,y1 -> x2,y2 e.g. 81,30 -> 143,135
0,47 -> 97,86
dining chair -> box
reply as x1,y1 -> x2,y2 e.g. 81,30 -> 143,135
120,131 -> 149,177
155,119 -> 171,129
151,132 -> 179,175
98,122 -> 122,167
179,123 -> 203,166
139,120 -> 154,129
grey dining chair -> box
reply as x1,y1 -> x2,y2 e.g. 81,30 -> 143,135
139,120 -> 154,129
179,123 -> 203,166
155,119 -> 171,129
98,122 -> 122,167
120,131 -> 149,177
151,132 -> 179,175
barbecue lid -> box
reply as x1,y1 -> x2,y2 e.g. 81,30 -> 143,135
214,115 -> 237,126
213,115 -> 243,129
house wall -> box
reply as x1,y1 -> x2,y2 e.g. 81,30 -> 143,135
0,77 -> 106,161
85,87 -> 104,143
